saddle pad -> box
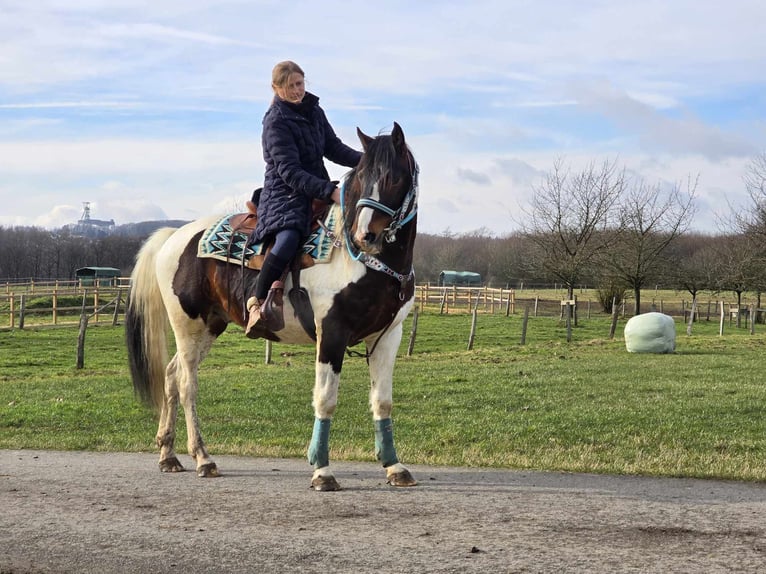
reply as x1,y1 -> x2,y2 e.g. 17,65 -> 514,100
197,208 -> 339,265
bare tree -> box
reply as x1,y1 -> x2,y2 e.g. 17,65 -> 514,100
607,176 -> 697,314
742,151 -> 766,240
667,233 -> 718,300
709,233 -> 765,325
521,158 -> 625,300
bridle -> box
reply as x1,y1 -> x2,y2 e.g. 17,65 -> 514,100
354,155 -> 419,244
339,153 -> 419,298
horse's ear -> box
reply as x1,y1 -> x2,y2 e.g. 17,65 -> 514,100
391,122 -> 406,155
357,127 -> 373,151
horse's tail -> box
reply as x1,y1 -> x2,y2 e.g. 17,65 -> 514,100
125,227 -> 177,412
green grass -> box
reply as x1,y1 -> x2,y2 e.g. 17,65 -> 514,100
1,312 -> 765,481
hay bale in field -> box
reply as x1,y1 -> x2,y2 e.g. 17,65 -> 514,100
624,312 -> 676,354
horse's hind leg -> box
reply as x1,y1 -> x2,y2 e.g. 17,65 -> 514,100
175,327 -> 220,477
367,323 -> 417,487
156,354 -> 184,472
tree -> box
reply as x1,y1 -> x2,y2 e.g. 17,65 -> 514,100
606,176 -> 697,314
521,158 -> 625,299
740,151 -> 766,242
710,234 -> 764,325
667,233 -> 717,300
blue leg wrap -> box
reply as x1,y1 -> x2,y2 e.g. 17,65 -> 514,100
374,418 -> 399,467
308,418 -> 331,468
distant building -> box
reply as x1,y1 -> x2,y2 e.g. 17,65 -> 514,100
438,270 -> 482,286
75,266 -> 122,286
63,202 -> 115,238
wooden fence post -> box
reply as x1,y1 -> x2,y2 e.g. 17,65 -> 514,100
520,306 -> 529,345
265,340 -> 273,364
467,309 -> 478,350
609,296 -> 618,340
112,288 -> 123,326
719,300 -> 725,336
9,293 -> 15,329
407,307 -> 419,356
686,298 -> 697,336
510,289 -> 515,315
19,294 -> 26,330
750,304 -> 756,335
76,312 -> 89,369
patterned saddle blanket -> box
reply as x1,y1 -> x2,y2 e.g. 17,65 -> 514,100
197,208 -> 340,269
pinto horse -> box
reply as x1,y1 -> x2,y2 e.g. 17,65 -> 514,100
126,123 -> 418,490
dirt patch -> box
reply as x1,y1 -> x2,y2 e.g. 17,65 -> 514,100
2,450 -> 766,573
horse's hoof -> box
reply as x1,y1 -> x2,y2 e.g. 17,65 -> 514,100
197,462 -> 220,478
159,457 -> 185,473
311,475 -> 342,491
387,469 -> 418,487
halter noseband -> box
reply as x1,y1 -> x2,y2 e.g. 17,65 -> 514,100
338,157 -> 419,298
352,157 -> 419,243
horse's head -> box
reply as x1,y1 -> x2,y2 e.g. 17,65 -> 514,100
346,122 -> 418,254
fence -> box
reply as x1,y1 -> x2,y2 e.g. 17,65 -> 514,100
1,280 -> 761,330
2,277 -> 131,294
413,284 -> 759,321
0,285 -> 127,330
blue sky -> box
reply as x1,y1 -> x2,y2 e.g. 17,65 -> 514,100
1,0 -> 765,235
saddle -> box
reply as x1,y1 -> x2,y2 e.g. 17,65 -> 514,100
208,196 -> 334,341
226,198 -> 334,271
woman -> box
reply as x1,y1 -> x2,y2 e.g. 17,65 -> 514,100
246,60 -> 363,337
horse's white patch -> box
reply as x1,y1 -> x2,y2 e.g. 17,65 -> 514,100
354,207 -> 375,243
313,362 -> 339,419
312,466 -> 333,479
353,180 -> 380,243
385,462 -> 407,477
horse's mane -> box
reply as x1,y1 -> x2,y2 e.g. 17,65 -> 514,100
348,132 -> 412,196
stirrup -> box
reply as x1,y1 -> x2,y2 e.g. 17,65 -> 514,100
260,281 -> 285,332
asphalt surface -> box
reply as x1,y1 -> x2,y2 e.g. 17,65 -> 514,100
2,449 -> 766,573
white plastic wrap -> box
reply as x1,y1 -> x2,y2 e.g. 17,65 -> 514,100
624,312 -> 676,354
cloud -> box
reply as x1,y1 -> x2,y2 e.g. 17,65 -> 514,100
573,80 -> 757,161
0,0 -> 764,238
457,168 -> 491,186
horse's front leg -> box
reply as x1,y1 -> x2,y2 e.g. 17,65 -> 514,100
368,323 -> 417,487
308,331 -> 344,491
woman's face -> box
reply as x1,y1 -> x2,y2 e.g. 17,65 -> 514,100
277,72 -> 305,104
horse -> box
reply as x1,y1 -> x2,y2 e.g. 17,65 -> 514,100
125,122 -> 419,491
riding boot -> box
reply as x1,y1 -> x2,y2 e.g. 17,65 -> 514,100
245,296 -> 265,339
245,252 -> 289,338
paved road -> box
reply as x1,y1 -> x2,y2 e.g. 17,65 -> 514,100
2,450 -> 765,573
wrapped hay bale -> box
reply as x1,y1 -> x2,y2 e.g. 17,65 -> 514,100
624,312 -> 676,354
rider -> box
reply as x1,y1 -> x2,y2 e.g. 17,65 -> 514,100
245,60 -> 362,338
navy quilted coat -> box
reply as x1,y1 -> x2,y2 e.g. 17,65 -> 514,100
252,92 -> 362,243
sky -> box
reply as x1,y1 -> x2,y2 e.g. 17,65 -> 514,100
1,0 -> 765,236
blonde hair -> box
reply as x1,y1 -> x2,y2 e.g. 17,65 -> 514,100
271,60 -> 305,93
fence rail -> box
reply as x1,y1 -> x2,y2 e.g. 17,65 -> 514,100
0,287 -> 127,329
0,280 -> 760,330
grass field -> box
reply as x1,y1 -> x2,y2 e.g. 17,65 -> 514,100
1,311 -> 765,481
